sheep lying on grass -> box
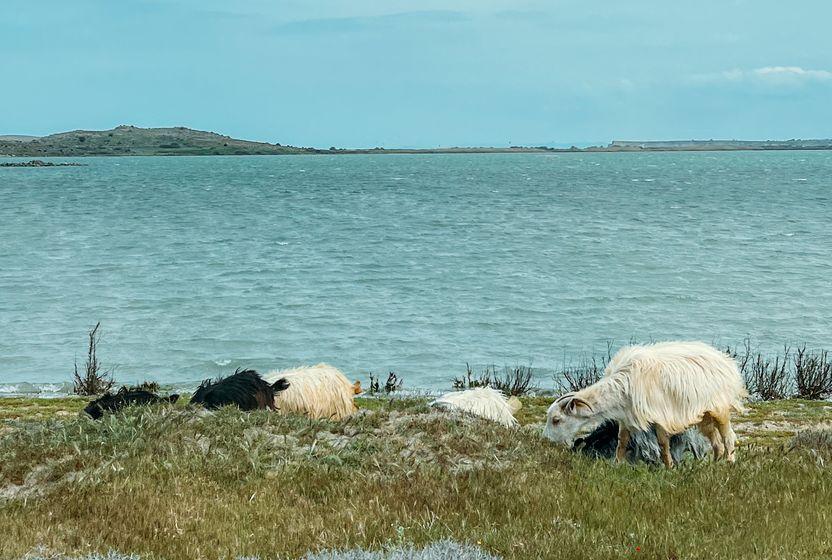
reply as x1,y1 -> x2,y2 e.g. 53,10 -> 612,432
431,387 -> 522,427
544,341 -> 747,468
573,419 -> 710,465
264,364 -> 358,420
84,387 -> 179,420
191,368 -> 289,411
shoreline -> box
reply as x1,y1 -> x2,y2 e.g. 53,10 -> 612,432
3,125 -> 831,158
4,145 -> 832,158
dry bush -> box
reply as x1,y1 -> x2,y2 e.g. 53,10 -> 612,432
367,374 -> 381,395
789,426 -> 832,457
452,363 -> 493,391
72,322 -> 115,396
492,365 -> 535,396
725,340 -> 790,401
554,341 -> 614,393
793,346 -> 832,400
452,364 -> 535,396
384,372 -> 404,394
367,372 -> 404,395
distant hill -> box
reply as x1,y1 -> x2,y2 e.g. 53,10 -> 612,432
3,126 -> 832,157
0,125 -> 314,157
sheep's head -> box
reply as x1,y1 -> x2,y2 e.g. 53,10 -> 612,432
542,394 -> 595,445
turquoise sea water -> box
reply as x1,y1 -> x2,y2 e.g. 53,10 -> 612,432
1,152 -> 831,394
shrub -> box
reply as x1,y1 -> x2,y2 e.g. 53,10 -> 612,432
452,363 -> 493,391
726,340 -> 790,401
793,346 -> 832,400
72,322 -> 115,396
384,372 -> 404,394
746,352 -> 791,401
492,365 -> 535,396
129,381 -> 160,393
367,372 -> 404,395
367,374 -> 381,395
554,341 -> 614,393
555,358 -> 605,393
452,364 -> 536,396
789,427 -> 832,457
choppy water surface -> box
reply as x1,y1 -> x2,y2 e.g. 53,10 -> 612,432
1,152 -> 830,393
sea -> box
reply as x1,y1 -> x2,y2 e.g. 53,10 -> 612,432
1,151 -> 830,396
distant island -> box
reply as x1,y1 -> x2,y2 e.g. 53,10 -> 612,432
1,125 -> 831,157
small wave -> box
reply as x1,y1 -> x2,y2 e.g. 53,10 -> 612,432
0,382 -> 74,397
213,359 -> 232,366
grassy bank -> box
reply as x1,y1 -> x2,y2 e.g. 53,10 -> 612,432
1,397 -> 831,559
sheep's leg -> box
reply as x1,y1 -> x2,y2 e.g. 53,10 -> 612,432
698,415 -> 725,461
655,426 -> 674,469
615,425 -> 631,464
715,415 -> 737,463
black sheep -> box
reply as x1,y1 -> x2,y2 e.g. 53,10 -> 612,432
573,419 -> 710,465
84,387 -> 180,419
190,368 -> 290,411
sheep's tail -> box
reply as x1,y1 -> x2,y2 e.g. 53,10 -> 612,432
272,378 -> 290,393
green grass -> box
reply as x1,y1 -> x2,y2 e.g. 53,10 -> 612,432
1,397 -> 831,559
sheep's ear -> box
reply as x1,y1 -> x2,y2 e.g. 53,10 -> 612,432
560,396 -> 594,417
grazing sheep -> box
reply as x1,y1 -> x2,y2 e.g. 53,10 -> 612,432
431,387 -> 522,427
573,419 -> 710,465
191,368 -> 290,411
263,364 -> 358,420
543,341 -> 747,468
84,387 -> 179,420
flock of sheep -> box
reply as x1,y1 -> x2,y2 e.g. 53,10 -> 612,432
83,341 -> 748,469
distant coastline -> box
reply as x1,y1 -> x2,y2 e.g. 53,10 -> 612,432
2,125 -> 831,157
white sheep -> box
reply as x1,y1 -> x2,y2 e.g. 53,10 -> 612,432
263,364 -> 358,421
431,387 -> 522,427
543,341 -> 747,468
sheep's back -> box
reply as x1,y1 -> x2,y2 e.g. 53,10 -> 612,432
432,387 -> 519,427
264,363 -> 357,420
610,341 -> 747,433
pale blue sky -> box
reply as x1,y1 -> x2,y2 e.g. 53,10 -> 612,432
2,0 -> 831,147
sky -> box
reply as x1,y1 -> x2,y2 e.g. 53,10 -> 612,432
2,0 -> 831,147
